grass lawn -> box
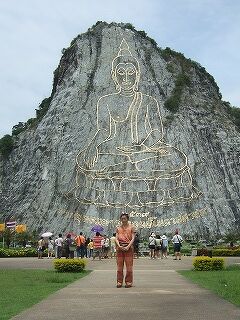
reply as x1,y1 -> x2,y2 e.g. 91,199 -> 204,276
0,269 -> 91,320
179,265 -> 240,306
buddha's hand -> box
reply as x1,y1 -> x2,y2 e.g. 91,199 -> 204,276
116,144 -> 144,153
84,146 -> 98,169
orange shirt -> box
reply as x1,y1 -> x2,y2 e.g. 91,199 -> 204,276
116,224 -> 134,244
75,235 -> 85,246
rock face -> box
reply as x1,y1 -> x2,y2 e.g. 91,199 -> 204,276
0,22 -> 239,237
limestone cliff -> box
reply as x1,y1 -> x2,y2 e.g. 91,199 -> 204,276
0,22 -> 239,238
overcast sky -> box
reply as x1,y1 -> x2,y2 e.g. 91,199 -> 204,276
0,0 -> 239,138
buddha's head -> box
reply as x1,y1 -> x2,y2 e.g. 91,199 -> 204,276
111,39 -> 140,92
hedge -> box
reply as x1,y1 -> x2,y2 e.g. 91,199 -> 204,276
54,259 -> 86,273
212,249 -> 240,257
0,248 -> 39,258
193,257 -> 225,271
197,248 -> 212,257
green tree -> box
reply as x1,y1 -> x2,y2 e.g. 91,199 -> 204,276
15,231 -> 32,247
0,135 -> 14,157
2,228 -> 14,248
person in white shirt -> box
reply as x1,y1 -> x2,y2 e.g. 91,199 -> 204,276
103,235 -> 110,258
55,234 -> 63,258
47,237 -> 54,259
172,230 -> 183,260
110,233 -> 116,258
148,232 -> 156,259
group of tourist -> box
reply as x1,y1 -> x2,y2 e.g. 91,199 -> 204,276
38,228 -> 183,262
148,232 -> 169,259
37,232 -> 117,260
148,230 -> 183,260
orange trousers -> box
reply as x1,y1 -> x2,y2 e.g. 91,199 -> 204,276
116,247 -> 134,284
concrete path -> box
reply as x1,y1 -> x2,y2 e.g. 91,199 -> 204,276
2,257 -> 240,320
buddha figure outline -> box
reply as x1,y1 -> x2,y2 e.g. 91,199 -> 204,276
75,39 -> 199,208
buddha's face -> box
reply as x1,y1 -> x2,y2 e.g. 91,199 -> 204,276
115,63 -> 138,90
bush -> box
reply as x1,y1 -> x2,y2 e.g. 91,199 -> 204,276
180,247 -> 192,256
212,249 -> 240,257
54,259 -> 86,273
124,23 -> 135,31
193,257 -> 225,271
36,97 -> 52,120
197,248 -> 212,257
211,257 -> 225,270
0,248 -> 38,257
138,30 -> 147,37
0,135 -> 14,157
12,122 -> 26,136
164,73 -> 190,113
164,95 -> 180,113
193,256 -> 212,271
225,105 -> 240,130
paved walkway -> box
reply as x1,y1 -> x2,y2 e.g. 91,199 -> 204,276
1,257 -> 239,320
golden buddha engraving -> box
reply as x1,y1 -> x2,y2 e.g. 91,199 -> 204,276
75,39 -> 200,208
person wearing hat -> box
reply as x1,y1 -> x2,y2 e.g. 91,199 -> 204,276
161,235 -> 169,259
148,232 -> 156,259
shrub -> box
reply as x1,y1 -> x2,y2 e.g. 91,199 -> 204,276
211,257 -> 225,270
193,256 -> 212,271
124,23 -> 135,31
193,257 -> 225,271
0,248 -> 38,257
180,247 -> 192,256
12,122 -> 26,136
54,259 -> 86,273
225,105 -> 240,130
36,97 -> 52,120
0,135 -> 14,157
212,249 -> 240,257
138,30 -> 147,37
164,95 -> 180,113
197,248 -> 212,257
164,73 -> 190,113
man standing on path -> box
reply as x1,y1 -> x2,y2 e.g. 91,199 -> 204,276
115,213 -> 135,288
172,230 -> 183,260
75,232 -> 86,258
55,234 -> 63,259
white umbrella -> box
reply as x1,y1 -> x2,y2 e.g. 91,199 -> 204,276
41,232 -> 53,238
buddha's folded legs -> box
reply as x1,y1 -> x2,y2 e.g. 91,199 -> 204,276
133,146 -> 187,173
90,153 -> 133,172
